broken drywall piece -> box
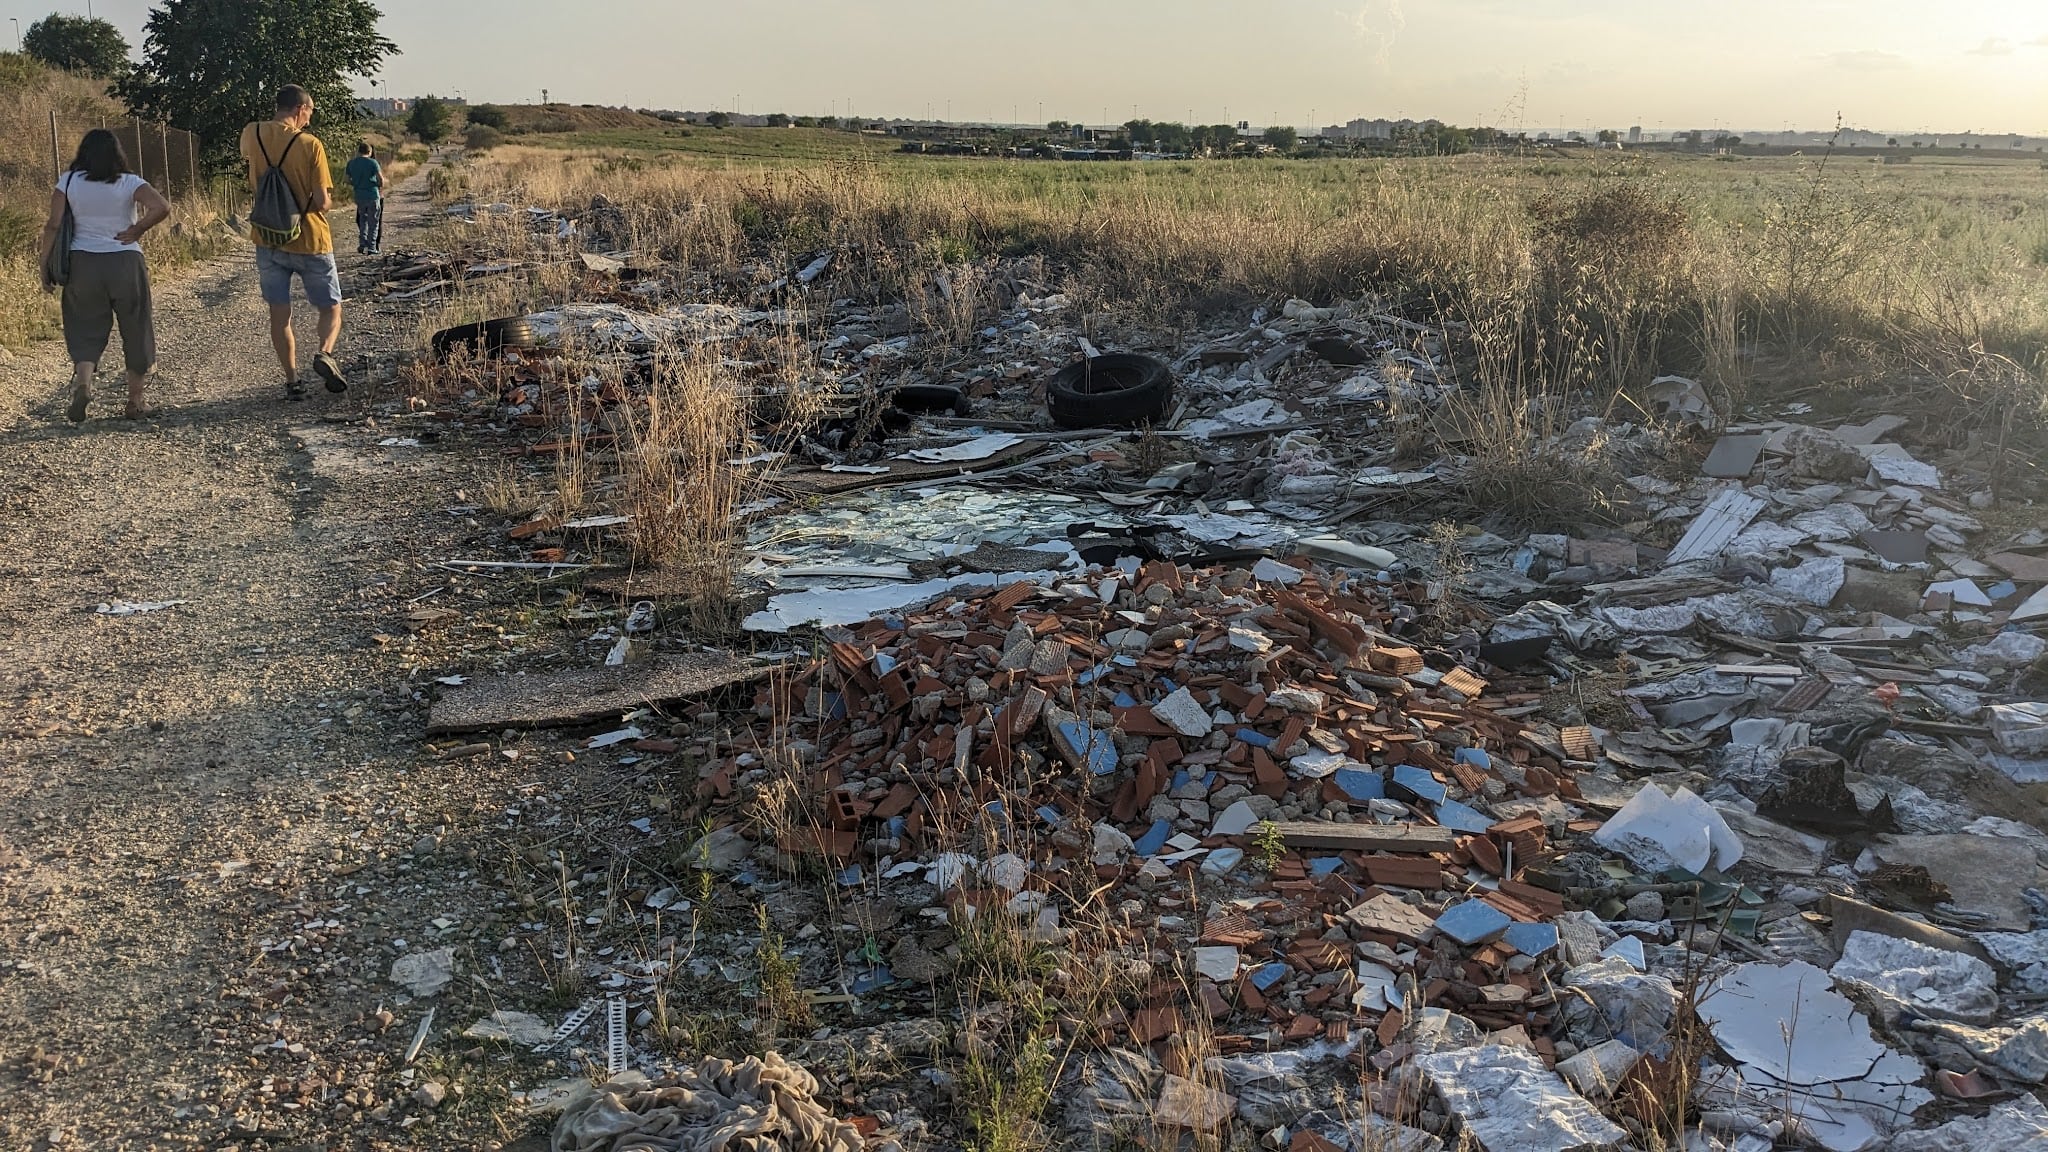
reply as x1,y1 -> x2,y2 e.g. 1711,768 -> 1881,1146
1989,703 -> 2048,756
1592,784 -> 1743,874
1697,960 -> 1887,1086
1412,1044 -> 1628,1152
1153,1074 -> 1234,1129
1828,930 -> 1998,1024
1883,1096 -> 2048,1152
1770,555 -> 1846,606
899,433 -> 1026,464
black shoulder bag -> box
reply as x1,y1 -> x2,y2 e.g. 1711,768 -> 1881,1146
43,173 -> 76,288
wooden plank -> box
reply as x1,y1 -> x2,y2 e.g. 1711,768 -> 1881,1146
1271,821 -> 1456,854
427,652 -> 768,734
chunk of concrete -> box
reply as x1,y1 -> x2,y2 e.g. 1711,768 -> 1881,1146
1413,1045 -> 1628,1152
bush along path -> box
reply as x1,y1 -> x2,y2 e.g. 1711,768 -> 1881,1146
0,164 -> 592,1150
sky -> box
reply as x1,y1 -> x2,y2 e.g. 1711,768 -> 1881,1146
12,0 -> 2048,134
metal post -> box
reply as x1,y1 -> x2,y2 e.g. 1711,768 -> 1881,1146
159,122 -> 169,192
187,131 -> 198,200
50,108 -> 60,182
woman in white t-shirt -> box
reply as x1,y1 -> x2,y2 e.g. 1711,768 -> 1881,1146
37,129 -> 172,423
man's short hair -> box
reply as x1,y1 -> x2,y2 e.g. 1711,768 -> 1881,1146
358,141 -> 373,155
276,85 -> 313,113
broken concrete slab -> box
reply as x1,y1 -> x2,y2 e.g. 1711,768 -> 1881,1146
1868,833 -> 2048,931
1413,1044 -> 1628,1152
427,652 -> 767,734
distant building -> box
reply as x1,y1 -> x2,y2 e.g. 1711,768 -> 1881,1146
1628,125 -> 1642,143
358,97 -> 410,117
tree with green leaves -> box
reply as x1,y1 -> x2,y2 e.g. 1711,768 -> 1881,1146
466,103 -> 509,130
24,14 -> 129,77
117,0 -> 397,171
1046,120 -> 1071,134
1261,125 -> 1298,152
706,111 -> 731,128
408,95 -> 451,143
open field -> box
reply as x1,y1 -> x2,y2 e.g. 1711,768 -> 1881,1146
442,126 -> 2048,421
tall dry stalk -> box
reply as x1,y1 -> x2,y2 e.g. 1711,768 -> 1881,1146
626,337 -> 753,632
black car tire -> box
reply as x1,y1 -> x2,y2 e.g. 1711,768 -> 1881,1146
888,383 -> 967,416
431,316 -> 537,358
1045,354 -> 1174,429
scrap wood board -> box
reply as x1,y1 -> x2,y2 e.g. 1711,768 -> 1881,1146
773,440 -> 1047,497
428,652 -> 768,734
1270,821 -> 1456,853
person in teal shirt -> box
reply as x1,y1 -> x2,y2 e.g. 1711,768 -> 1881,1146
344,142 -> 383,255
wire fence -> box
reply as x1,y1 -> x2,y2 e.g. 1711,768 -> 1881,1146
45,111 -> 209,198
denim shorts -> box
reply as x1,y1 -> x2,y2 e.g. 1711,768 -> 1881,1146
255,246 -> 342,309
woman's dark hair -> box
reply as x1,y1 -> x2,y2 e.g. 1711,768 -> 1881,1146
68,129 -> 132,183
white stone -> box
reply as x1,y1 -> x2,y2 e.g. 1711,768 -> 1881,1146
1150,686 -> 1213,738
389,948 -> 456,997
1192,946 -> 1241,982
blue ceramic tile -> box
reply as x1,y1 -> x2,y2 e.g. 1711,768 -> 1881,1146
1454,747 -> 1491,770
1391,764 -> 1448,806
1036,805 -> 1066,829
872,651 -> 898,675
1435,799 -> 1494,835
1434,899 -> 1511,946
1134,819 -> 1172,856
886,816 -> 906,839
1250,962 -> 1290,991
1235,729 -> 1274,749
1057,721 -> 1119,775
1502,922 -> 1559,958
1309,856 -> 1345,876
1334,767 -> 1385,801
850,965 -> 896,993
1113,690 -> 1138,708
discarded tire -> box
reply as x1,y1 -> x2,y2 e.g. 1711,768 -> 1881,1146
888,383 -> 967,416
1046,354 -> 1173,429
431,316 -> 536,358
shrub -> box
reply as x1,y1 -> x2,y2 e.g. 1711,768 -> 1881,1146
464,126 -> 505,153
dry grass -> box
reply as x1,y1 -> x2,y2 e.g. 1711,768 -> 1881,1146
428,139 -> 2045,529
0,54 -> 237,352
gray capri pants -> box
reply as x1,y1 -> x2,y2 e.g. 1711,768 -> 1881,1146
61,250 -> 156,374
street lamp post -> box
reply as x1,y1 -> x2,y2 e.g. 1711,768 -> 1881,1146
10,19 -> 20,53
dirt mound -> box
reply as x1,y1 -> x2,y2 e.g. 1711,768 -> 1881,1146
500,103 -> 678,135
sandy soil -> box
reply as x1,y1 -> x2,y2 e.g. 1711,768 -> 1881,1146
0,166 -> 578,1151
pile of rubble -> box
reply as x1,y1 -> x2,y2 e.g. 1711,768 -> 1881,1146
387,222 -> 2048,1147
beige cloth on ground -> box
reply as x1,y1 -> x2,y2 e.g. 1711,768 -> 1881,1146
553,1053 -> 866,1152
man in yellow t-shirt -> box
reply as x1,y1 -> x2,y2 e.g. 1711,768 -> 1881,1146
240,84 -> 347,399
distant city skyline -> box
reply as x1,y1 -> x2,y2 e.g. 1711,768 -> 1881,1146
20,0 -> 2048,135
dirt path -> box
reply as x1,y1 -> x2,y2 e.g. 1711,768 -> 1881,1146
0,166 -> 567,1151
